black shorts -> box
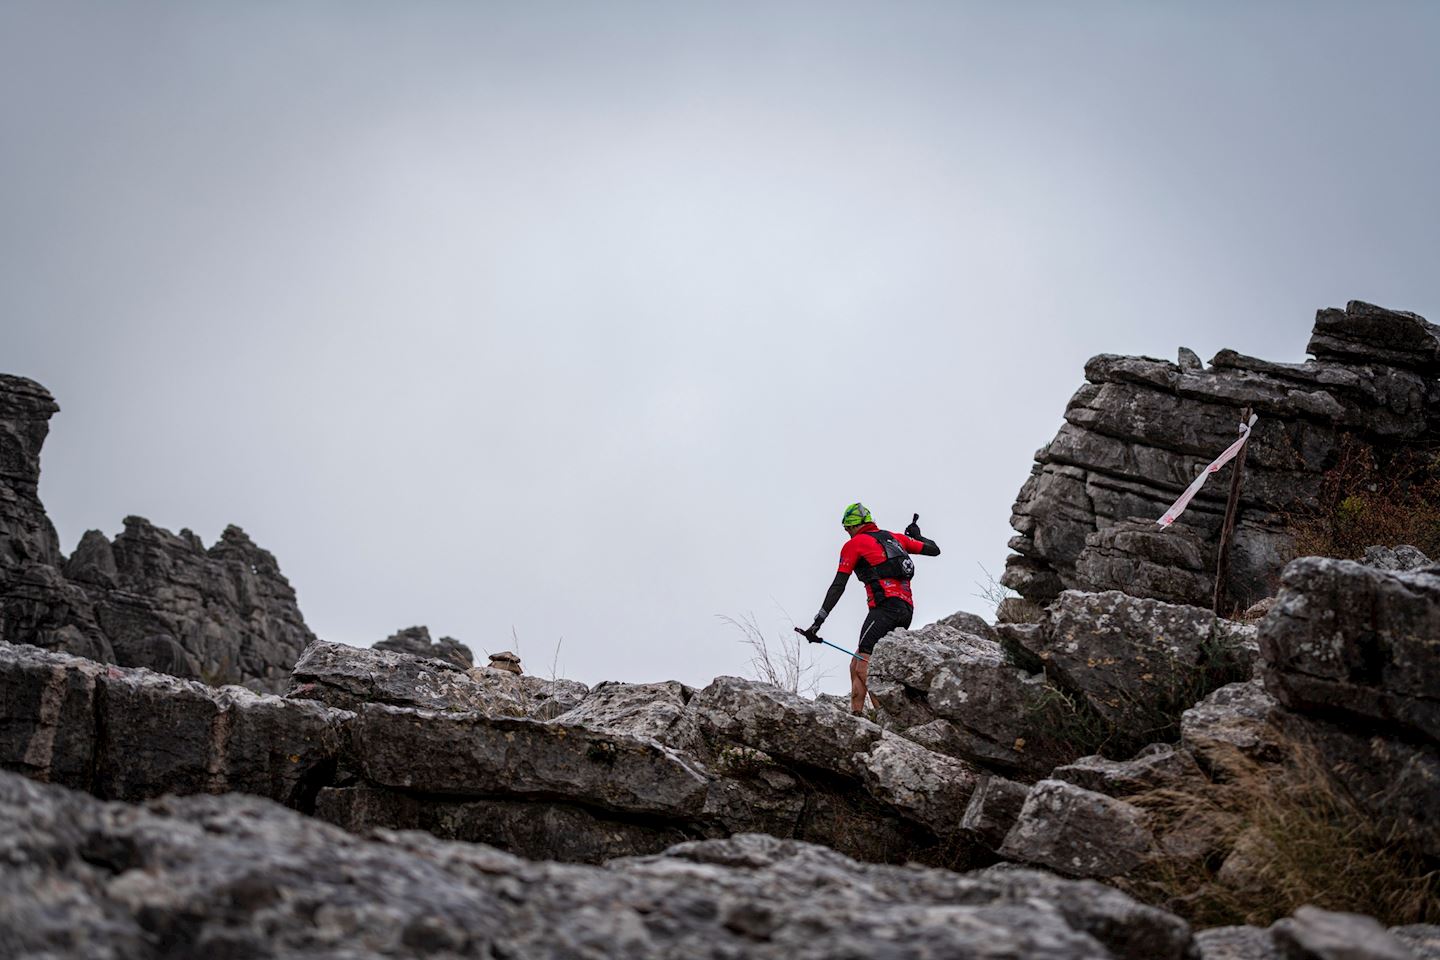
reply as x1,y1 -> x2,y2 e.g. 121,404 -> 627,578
858,597 -> 913,656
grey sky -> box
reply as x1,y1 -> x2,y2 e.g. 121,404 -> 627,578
4,2 -> 1438,694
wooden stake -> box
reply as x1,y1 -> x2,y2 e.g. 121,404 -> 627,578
1213,406 -> 1253,616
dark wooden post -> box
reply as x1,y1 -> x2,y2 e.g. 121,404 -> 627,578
1213,407 -> 1253,616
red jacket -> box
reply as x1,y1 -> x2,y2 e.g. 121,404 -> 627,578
837,523 -> 928,607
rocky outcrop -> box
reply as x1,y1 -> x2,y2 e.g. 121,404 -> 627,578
1257,557 -> 1440,857
0,769 -> 1206,960
869,592 -> 1255,777
1260,558 -> 1439,742
288,638 -> 587,719
0,641 -> 349,808
0,375 -> 314,690
1005,301 -> 1440,613
1,638 -> 989,866
373,624 -> 474,668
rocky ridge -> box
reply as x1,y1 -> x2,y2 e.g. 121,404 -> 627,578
3,301 -> 1439,958
0,374 -> 314,690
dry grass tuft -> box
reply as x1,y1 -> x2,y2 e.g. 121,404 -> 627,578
1123,743 -> 1439,928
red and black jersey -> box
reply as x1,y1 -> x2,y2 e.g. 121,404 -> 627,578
837,523 -> 928,607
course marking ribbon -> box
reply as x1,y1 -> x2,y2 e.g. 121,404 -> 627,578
1156,414 -> 1259,527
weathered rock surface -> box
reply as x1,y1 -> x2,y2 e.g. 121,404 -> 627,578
1260,557 -> 1440,742
999,779 -> 1155,879
0,641 -> 349,807
0,374 -> 315,690
1005,301 -> 1440,612
961,773 -> 1032,850
373,623 -> 474,667
1073,518 -> 1215,607
1270,905 -> 1417,960
870,592 -> 1255,777
0,770 -> 1201,960
289,638 -> 587,719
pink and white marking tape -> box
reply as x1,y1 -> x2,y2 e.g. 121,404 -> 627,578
1156,414 -> 1259,527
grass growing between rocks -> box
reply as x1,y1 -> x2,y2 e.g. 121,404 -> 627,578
1019,633 -> 1253,762
1287,436 -> 1440,560
1125,746 -> 1439,928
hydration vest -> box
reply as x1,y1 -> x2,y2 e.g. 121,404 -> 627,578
853,530 -> 916,587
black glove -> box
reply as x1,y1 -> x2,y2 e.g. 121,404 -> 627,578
905,513 -> 922,539
794,626 -> 823,644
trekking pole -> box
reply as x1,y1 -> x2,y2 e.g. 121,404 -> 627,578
793,627 -> 866,662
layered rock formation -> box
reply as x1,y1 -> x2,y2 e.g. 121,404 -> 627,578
2,770 -> 1209,960
373,624 -> 474,668
1005,301 -> 1440,612
0,375 -> 314,690
868,589 -> 1255,777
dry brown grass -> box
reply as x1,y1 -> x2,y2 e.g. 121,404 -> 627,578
1122,743 -> 1439,928
1288,436 -> 1440,560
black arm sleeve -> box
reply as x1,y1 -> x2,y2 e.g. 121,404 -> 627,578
818,571 -> 849,619
915,536 -> 941,557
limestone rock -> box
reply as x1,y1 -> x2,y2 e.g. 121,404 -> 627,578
1073,519 -> 1214,607
0,770 -> 1198,960
1194,926 -> 1283,959
1030,590 -> 1256,753
1270,905 -> 1415,960
1362,544 -> 1434,572
1260,558 -> 1440,742
554,679 -> 702,753
353,702 -> 711,817
1308,300 -> 1440,373
1391,925 -> 1440,960
0,640 -> 349,807
960,774 -> 1031,850
1180,679 -> 1288,779
314,783 -> 696,864
0,374 -> 315,690
1052,743 -> 1206,797
373,624 -> 474,668
999,779 -> 1156,879
1004,302 -> 1440,612
289,639 -> 586,720
867,622 -> 1074,777
1178,347 -> 1204,371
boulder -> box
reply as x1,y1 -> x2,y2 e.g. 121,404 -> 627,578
553,679 -> 702,752
373,624 -> 474,668
287,638 -> 586,720
1052,743 -> 1206,797
1194,926 -> 1283,959
352,702 -> 710,817
960,774 -> 1031,850
1270,905 -> 1415,960
1260,558 -> 1440,742
1073,519 -> 1214,607
0,640 -> 349,807
1180,680 -> 1288,780
998,779 -> 1155,879
1028,590 -> 1256,753
0,373 -> 316,690
867,622 -> 1076,777
1362,544 -> 1434,572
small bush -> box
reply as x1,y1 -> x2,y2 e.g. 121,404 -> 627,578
1288,436 -> 1440,560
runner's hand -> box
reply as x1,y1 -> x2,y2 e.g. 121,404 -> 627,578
905,513 -> 922,538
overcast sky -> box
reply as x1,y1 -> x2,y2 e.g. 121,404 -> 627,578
4,2 -> 1438,695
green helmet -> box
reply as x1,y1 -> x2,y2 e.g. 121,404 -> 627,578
841,502 -> 873,528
